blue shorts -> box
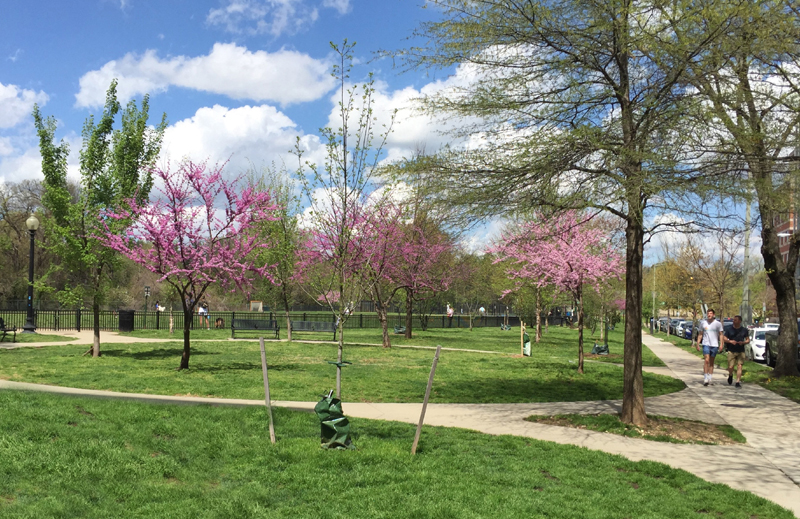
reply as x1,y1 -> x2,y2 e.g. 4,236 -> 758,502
702,345 -> 719,357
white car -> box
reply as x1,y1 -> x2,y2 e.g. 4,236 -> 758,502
746,327 -> 769,362
763,323 -> 779,330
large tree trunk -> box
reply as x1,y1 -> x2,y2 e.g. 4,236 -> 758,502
621,213 -> 647,425
92,299 -> 101,358
760,217 -> 800,377
577,283 -> 584,374
404,288 -> 413,338
179,308 -> 192,370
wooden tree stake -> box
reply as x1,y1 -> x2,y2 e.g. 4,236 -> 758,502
259,337 -> 276,444
412,345 -> 441,455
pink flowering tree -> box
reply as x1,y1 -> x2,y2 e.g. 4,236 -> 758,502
396,223 -> 454,338
100,161 -> 280,370
493,212 -> 624,373
355,201 -> 453,347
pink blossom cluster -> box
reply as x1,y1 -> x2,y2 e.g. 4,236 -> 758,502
296,199 -> 452,302
100,161 -> 280,301
492,211 -> 624,297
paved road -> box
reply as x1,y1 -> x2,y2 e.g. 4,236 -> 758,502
1,331 -> 799,515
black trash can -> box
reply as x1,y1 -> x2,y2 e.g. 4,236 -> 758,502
118,310 -> 135,333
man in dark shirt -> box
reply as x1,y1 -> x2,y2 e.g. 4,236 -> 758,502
723,315 -> 750,388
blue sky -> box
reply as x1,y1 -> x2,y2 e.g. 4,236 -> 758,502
0,0 -> 464,186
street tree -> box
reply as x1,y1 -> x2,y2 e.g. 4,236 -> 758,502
100,161 -> 280,370
656,0 -> 800,376
396,0 -> 731,423
33,81 -> 166,356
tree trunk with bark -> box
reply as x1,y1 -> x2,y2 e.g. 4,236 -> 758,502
373,285 -> 392,348
621,212 -> 647,425
92,299 -> 101,357
577,282 -> 584,374
535,287 -> 542,343
404,288 -> 414,339
759,207 -> 800,377
179,306 -> 192,370
282,284 -> 292,342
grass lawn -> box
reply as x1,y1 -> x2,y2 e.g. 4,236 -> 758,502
645,328 -> 800,404
1,333 -> 76,344
123,324 -> 666,366
0,337 -> 684,403
526,413 -> 746,445
0,391 -> 791,519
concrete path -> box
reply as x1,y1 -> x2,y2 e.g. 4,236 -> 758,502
1,331 -> 799,515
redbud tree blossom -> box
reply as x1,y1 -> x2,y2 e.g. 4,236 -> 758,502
100,161 -> 280,370
493,211 -> 623,373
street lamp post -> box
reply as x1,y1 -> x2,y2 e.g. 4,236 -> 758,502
22,213 -> 39,334
144,285 -> 151,313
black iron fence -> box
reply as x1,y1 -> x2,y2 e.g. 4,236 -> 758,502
0,309 -> 548,332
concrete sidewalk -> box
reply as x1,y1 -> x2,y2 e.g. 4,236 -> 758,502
1,332 -> 799,515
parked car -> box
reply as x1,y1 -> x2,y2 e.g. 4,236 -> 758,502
763,320 -> 800,368
746,327 -> 769,363
658,317 -> 670,332
668,318 -> 684,335
763,323 -> 779,330
683,323 -> 694,340
675,320 -> 691,336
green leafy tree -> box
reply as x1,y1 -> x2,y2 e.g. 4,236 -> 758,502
656,0 -> 800,377
33,80 -> 167,356
249,165 -> 302,340
396,0 -> 733,424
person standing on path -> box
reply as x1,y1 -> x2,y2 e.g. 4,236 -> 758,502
723,315 -> 750,388
697,309 -> 724,386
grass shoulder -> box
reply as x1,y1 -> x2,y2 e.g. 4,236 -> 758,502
0,390 -> 791,519
526,413 -> 746,445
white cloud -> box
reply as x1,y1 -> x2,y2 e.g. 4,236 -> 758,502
161,103 -> 323,175
75,43 -> 334,108
318,62 -> 491,164
0,146 -> 43,184
0,138 -> 15,157
206,0 -> 352,36
322,0 -> 349,14
0,82 -> 48,129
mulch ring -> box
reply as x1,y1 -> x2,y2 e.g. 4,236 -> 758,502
530,414 -> 742,445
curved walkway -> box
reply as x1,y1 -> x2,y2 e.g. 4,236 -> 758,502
1,331 -> 799,515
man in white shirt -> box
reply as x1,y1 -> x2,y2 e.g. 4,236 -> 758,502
697,309 -> 724,386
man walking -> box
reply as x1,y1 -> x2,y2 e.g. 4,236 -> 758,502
697,308 -> 724,386
723,315 -> 750,388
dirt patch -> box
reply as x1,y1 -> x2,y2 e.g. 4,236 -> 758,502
530,414 -> 742,445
